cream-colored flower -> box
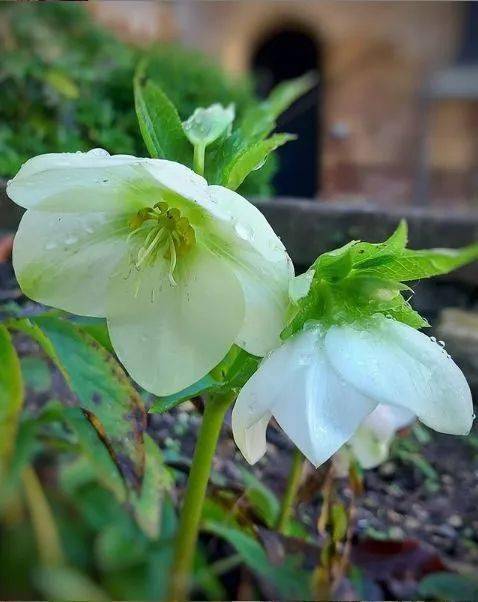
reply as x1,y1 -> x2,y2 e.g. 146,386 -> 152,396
9,149 -> 293,395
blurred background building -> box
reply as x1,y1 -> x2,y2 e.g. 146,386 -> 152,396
89,1 -> 478,206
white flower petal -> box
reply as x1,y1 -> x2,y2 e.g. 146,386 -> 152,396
7,151 -> 212,217
106,246 -> 245,395
207,185 -> 293,355
348,404 -> 414,469
13,210 -> 128,317
233,326 -> 377,467
208,185 -> 288,263
7,150 -> 155,213
325,315 -> 474,435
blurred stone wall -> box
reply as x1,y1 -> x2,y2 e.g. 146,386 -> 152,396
88,1 -> 477,206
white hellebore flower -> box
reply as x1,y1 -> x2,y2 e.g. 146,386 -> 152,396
232,314 -> 473,467
347,403 -> 415,469
8,149 -> 293,395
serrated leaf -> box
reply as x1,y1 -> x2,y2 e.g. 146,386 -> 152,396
0,325 -> 24,475
314,242 -> 355,282
352,220 -> 408,268
360,243 -> 478,282
225,133 -> 296,190
134,75 -> 192,164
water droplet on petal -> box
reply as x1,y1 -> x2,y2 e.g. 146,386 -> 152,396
430,336 -> 437,343
87,148 -> 110,157
234,222 -> 254,241
438,340 -> 445,347
65,236 -> 78,245
45,241 -> 57,251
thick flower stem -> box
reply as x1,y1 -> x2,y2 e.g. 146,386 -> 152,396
275,447 -> 304,533
168,392 -> 234,602
21,465 -> 65,568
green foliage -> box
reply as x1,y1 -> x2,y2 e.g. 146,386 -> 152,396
0,325 -> 23,474
283,220 -> 478,338
203,520 -> 312,599
134,76 -> 192,164
13,315 -> 147,492
0,3 -> 276,195
418,572 -> 478,601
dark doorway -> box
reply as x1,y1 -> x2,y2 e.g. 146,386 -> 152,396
252,26 -> 321,198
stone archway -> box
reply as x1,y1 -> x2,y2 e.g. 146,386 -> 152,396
252,26 -> 321,198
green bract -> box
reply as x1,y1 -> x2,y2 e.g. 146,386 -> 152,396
7,150 -> 293,396
283,220 -> 478,338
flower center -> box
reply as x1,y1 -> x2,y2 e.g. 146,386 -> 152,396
128,202 -> 196,285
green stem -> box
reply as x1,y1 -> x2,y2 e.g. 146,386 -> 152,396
275,447 -> 304,534
21,465 -> 65,567
193,144 -> 205,176
168,392 -> 234,602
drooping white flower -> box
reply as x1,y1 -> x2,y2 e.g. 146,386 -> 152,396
347,404 -> 415,469
8,149 -> 293,395
232,314 -> 473,467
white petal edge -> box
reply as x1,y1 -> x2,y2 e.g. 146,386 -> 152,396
325,315 -> 474,435
106,245 -> 245,396
7,150 -> 211,216
13,210 -> 128,317
207,185 -> 294,356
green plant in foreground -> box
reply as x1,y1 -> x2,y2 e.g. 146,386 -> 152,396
2,38 -> 477,602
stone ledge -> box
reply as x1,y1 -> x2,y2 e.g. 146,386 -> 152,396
257,198 -> 478,281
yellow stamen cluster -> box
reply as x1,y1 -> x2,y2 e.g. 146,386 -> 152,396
128,202 -> 196,285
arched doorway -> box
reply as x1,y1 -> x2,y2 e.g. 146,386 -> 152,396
252,26 -> 321,198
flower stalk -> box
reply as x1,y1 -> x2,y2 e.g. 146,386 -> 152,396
193,144 -> 205,176
275,447 -> 304,533
168,391 -> 235,602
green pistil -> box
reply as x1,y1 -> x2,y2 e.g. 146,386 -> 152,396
128,202 -> 195,285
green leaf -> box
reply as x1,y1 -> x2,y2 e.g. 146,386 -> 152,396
418,572 -> 478,601
149,373 -> 219,414
132,434 -> 172,539
239,73 -> 316,142
0,325 -> 24,474
20,356 -> 52,394
34,567 -> 109,602
204,520 -> 311,599
225,133 -> 296,190
207,74 -> 314,185
10,317 -> 147,493
314,241 -> 355,282
134,73 -> 192,164
240,468 -> 280,528
351,220 -> 408,268
360,243 -> 478,282
62,407 -> 127,503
